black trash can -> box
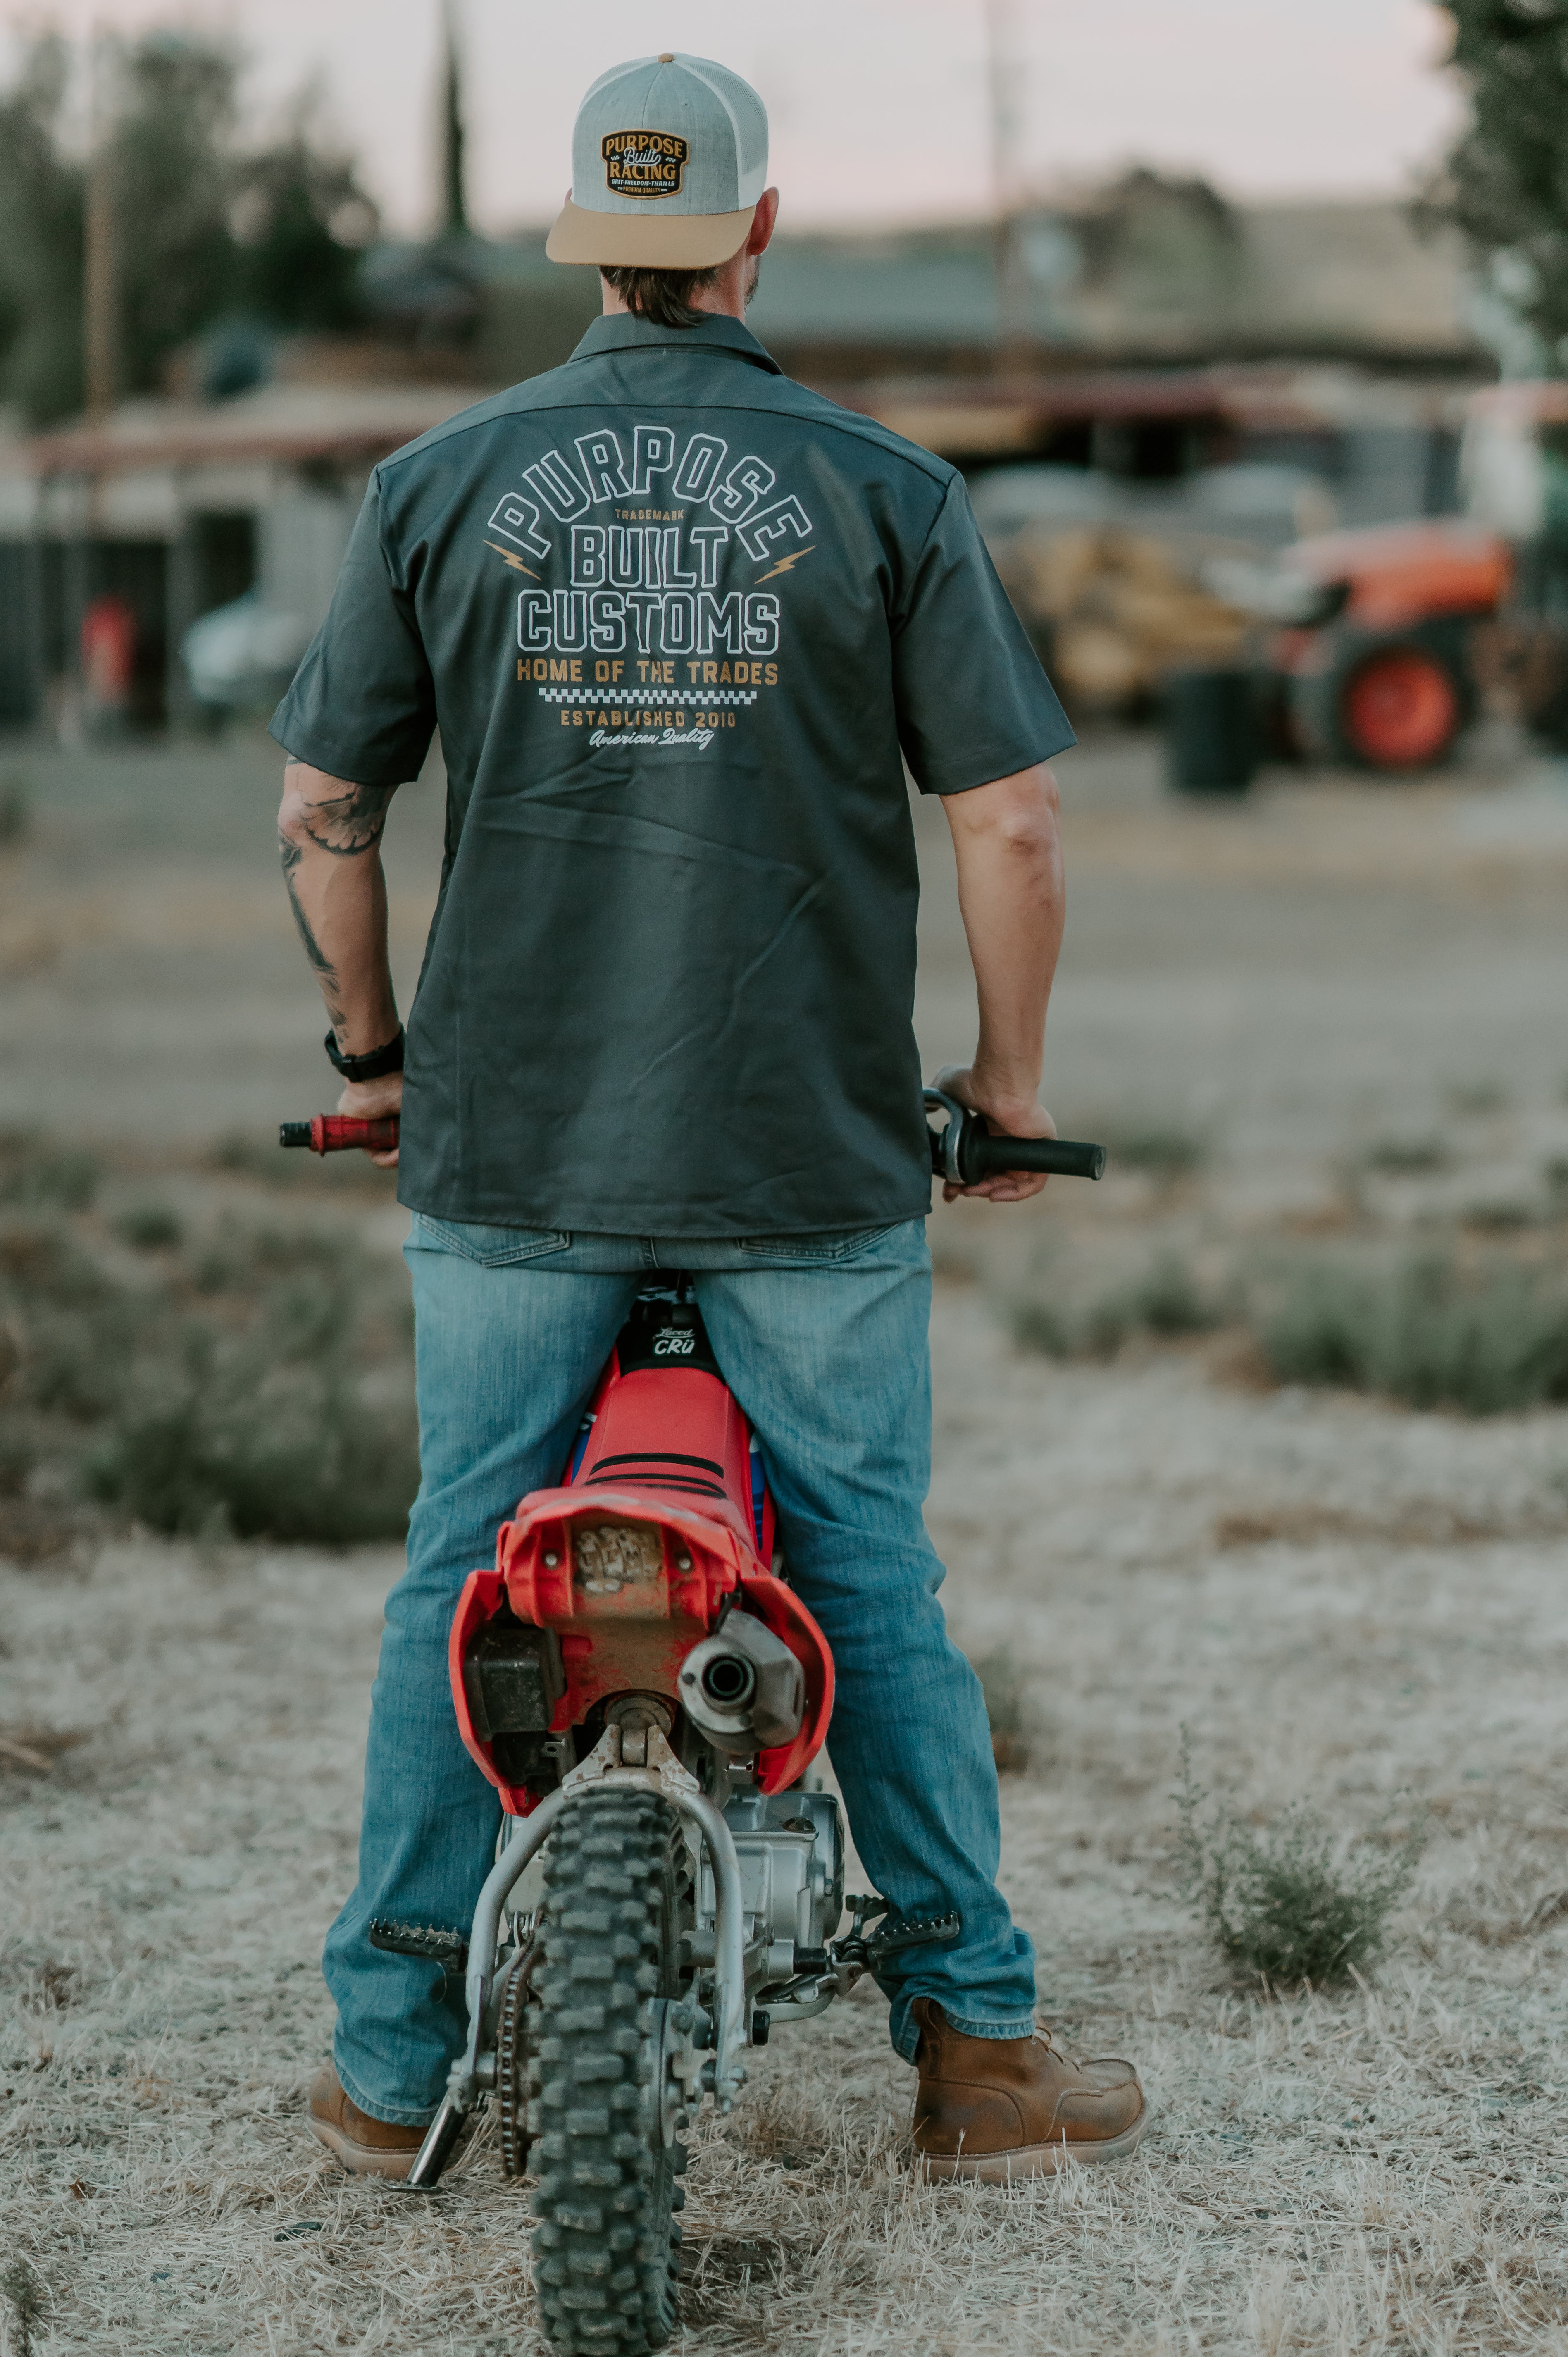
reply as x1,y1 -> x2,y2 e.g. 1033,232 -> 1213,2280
1163,666 -> 1261,798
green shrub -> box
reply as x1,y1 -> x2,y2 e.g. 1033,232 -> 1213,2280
0,1134 -> 100,1211
1175,1742 -> 1423,1987
1255,1247 -> 1568,1414
88,1255 -> 418,1544
115,1200 -> 184,1251
0,770 -> 30,845
1012,1249 -> 1220,1361
91,1359 -> 417,1544
0,1424 -> 35,1498
1359,1133 -> 1449,1175
0,1190 -> 418,1548
1099,1121 -> 1205,1180
1,2258 -> 45,2357
209,1129 -> 396,1192
1445,1079 -> 1505,1118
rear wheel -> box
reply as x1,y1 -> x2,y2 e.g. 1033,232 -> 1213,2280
1287,625 -> 1470,773
1341,648 -> 1460,769
529,1790 -> 694,2354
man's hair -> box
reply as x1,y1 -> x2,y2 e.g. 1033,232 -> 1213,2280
599,265 -> 720,331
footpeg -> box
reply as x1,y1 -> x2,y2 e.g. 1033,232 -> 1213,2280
827,1894 -> 963,1978
868,1909 -> 962,1963
369,1918 -> 469,1999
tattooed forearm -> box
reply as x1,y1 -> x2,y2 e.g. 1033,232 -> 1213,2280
300,781 -> 397,857
279,834 -> 345,1022
277,764 -> 398,1050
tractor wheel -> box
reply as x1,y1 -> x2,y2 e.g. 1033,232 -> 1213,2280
1340,647 -> 1460,769
1287,625 -> 1470,773
529,1790 -> 695,2355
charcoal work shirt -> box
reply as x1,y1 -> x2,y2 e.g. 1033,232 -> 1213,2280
270,311 -> 1073,1236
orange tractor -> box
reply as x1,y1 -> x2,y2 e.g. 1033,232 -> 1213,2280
1239,384 -> 1568,771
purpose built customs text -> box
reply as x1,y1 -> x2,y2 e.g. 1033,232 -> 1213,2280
488,416 -> 812,747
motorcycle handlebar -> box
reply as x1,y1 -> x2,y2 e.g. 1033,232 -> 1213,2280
923,1087 -> 1105,1185
279,1115 -> 400,1156
280,1103 -> 1109,1183
941,1129 -> 1106,1183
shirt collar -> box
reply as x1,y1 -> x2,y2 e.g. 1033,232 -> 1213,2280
568,310 -> 783,376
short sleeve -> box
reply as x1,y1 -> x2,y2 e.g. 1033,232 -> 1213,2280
269,480 -> 436,787
891,472 -> 1075,794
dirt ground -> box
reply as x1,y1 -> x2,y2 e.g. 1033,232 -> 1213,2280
4,723 -> 1568,2354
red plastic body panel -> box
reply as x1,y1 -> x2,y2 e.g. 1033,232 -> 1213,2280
448,1338 -> 832,1808
450,1567 -> 535,1813
1281,522 -> 1511,636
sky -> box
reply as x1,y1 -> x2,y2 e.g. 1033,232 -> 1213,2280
4,0 -> 1464,236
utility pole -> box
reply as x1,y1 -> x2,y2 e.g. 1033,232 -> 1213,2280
83,27 -> 121,421
438,0 -> 469,240
986,0 -> 1028,372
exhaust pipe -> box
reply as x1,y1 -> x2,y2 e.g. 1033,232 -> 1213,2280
679,1613 -> 804,1753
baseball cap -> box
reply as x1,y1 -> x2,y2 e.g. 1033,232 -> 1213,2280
546,52 -> 768,270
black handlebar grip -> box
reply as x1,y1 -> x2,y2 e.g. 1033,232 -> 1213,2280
963,1133 -> 1107,1183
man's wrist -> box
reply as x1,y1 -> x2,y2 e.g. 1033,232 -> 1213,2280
966,1071 -> 1044,1122
324,1026 -> 404,1082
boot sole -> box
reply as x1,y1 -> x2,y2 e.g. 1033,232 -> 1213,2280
916,2103 -> 1148,2181
308,2111 -> 423,2181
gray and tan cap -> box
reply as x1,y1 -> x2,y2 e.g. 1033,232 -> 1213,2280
546,52 -> 768,270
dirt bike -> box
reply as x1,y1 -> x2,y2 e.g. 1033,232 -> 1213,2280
281,1087 -> 1103,2354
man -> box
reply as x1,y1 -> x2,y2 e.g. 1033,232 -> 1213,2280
274,52 -> 1146,2186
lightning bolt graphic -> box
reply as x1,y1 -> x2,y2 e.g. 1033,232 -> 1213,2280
755,544 -> 815,584
484,540 -> 541,578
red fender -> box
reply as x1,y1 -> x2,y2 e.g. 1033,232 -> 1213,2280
448,1307 -> 833,1807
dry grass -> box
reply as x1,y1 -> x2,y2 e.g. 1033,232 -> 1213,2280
7,734 -> 1568,2349
5,1285 -> 1568,2354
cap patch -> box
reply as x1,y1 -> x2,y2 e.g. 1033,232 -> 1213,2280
601,129 -> 688,200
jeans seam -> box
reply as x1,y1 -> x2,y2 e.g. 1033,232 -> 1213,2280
738,1223 -> 899,1262
934,2013 -> 1037,2037
413,1217 -> 572,1267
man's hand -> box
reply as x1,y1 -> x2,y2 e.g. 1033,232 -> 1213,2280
940,763 -> 1065,1205
337,1071 -> 403,1167
935,1063 -> 1057,1202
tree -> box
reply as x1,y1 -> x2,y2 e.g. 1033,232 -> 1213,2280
0,26 -> 381,423
1434,0 -> 1568,360
232,114 -> 379,334
112,32 -> 241,395
0,37 -> 85,424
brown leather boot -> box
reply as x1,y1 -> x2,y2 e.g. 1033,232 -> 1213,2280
307,2067 -> 429,2180
910,1999 -> 1147,2180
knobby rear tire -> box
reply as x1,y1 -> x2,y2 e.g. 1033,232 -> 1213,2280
529,1789 -> 691,2354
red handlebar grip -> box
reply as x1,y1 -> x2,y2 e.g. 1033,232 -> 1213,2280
308,1114 -> 401,1155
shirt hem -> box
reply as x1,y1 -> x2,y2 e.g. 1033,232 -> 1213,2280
918,728 -> 1077,795
397,1190 -> 934,1241
267,715 -> 427,792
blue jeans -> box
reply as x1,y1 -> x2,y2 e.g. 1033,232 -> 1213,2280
324,1214 -> 1038,2125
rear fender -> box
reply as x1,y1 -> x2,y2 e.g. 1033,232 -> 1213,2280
451,1491 -> 834,1806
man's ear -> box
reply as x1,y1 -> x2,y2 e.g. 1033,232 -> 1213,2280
747,187 -> 780,258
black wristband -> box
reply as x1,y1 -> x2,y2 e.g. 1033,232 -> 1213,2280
324,1028 -> 404,1082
